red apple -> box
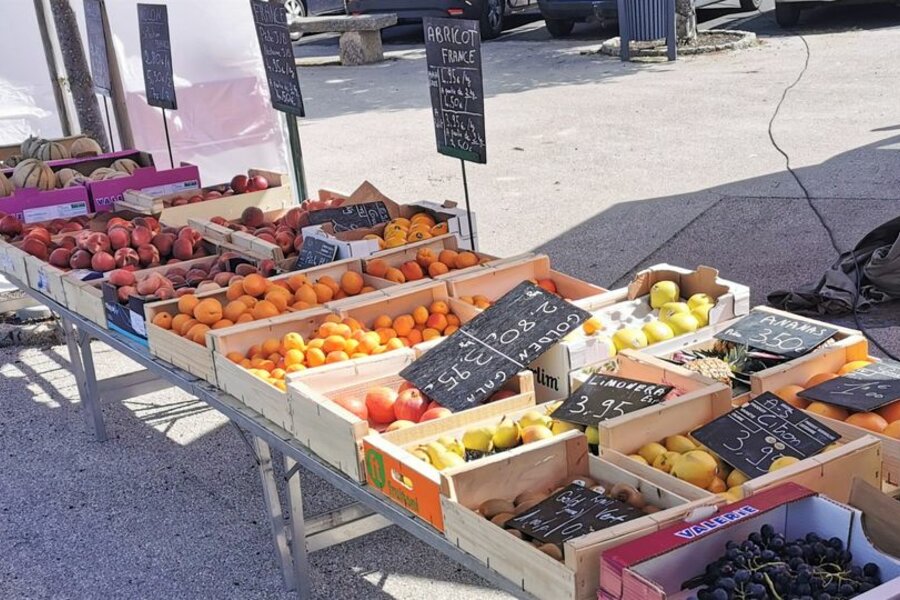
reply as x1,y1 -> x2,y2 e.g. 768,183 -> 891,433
333,396 -> 367,421
365,387 -> 397,424
204,190 -> 223,200
230,174 -> 249,193
394,388 -> 428,422
419,407 -> 452,422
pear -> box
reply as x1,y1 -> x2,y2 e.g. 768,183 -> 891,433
671,450 -> 718,488
522,425 -> 554,444
664,434 -> 697,453
652,450 -> 682,474
423,441 -> 453,470
643,320 -> 675,344
462,427 -> 495,454
726,469 -> 750,488
437,435 -> 465,458
518,410 -> 552,430
707,476 -> 727,493
544,400 -> 563,415
612,328 -> 649,352
659,302 -> 691,323
650,281 -> 680,309
492,417 -> 521,450
585,425 -> 600,445
628,454 -> 649,465
550,420 -> 581,435
687,293 -> 714,310
637,441 -> 667,464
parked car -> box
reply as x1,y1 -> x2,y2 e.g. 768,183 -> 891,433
280,0 -> 348,39
345,0 -> 538,39
539,0 -> 760,38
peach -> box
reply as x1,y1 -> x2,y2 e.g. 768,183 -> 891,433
247,175 -> 268,191
213,272 -> 234,287
136,274 -> 162,296
256,232 -> 276,244
130,226 -> 153,248
83,232 -> 111,254
151,232 -> 175,257
48,247 -> 72,268
59,222 -> 83,234
108,269 -> 136,287
69,249 -> 92,269
58,236 -> 77,251
275,231 -> 294,255
415,248 -> 437,268
0,215 -> 23,236
241,206 -> 264,228
137,244 -> 160,267
108,226 -> 131,250
156,287 -> 175,300
365,387 -> 398,423
231,174 -> 249,193
185,269 -> 208,287
172,237 -> 194,261
428,262 -> 449,277
233,263 -> 258,277
419,407 -> 452,422
282,207 -> 302,231
114,247 -> 140,269
27,227 -> 51,245
116,285 -> 136,303
21,237 -> 48,260
196,282 -> 220,293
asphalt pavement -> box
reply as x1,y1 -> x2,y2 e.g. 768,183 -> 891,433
2,3 -> 900,599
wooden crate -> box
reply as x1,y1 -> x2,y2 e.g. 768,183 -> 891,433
598,390 -> 883,503
334,279 -> 469,333
118,169 -> 292,227
750,340 -> 900,485
361,234 -> 497,283
0,240 -> 30,286
446,253 -> 608,310
363,402 -> 593,531
188,207 -> 292,261
440,437 -> 715,600
21,253 -> 69,304
207,309 -> 336,430
288,354 -> 534,482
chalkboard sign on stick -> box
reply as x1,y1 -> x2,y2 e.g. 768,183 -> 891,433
399,281 -> 591,412
84,0 -> 111,95
137,3 -> 177,110
423,17 -> 486,164
507,484 -> 645,545
307,202 -> 392,232
296,237 -> 338,270
799,373 -> 900,413
551,374 -> 672,427
250,0 -> 305,117
691,392 -> 839,478
714,310 -> 837,359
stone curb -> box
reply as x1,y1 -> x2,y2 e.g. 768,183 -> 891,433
595,29 -> 757,58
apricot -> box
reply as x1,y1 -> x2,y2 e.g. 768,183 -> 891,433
332,323 -> 352,339
845,412 -> 888,432
537,278 -> 558,294
340,271 -> 365,295
376,328 -> 397,344
367,258 -> 389,278
261,337 -> 281,356
386,338 -> 404,350
412,306 -> 429,325
226,351 -> 245,364
426,313 -> 448,332
314,283 -> 334,303
446,314 -> 460,327
877,401 -> 900,424
883,421 -> 900,440
242,273 -> 268,297
438,249 -> 458,267
806,401 -> 849,421
265,289 -> 291,312
343,317 -> 363,332
178,294 -> 200,316
431,223 -> 449,236
223,301 -> 247,323
407,329 -> 423,345
306,348 -> 326,367
393,314 -> 415,337
152,313 -> 173,330
400,261 -> 425,281
295,284 -> 318,306
325,351 -> 350,364
384,268 -> 406,283
282,332 -> 305,352
186,323 -> 211,344
444,325 -> 458,335
252,300 -> 280,320
178,318 -> 199,337
171,313 -> 193,334
318,275 -> 340,295
323,335 -> 347,354
284,349 -> 305,367
455,251 -> 479,269
422,328 -> 441,341
238,294 -> 258,308
287,273 -> 310,292
429,301 -> 449,315
236,313 -> 254,324
359,332 -> 381,353
428,262 -> 450,277
838,360 -> 873,375
193,298 -> 223,325
416,248 -> 438,268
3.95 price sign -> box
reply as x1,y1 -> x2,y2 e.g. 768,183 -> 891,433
399,281 -> 591,411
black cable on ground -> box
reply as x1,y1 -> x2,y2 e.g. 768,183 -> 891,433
762,12 -> 899,360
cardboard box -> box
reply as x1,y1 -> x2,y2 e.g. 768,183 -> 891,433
117,169 -> 292,227
600,482 -> 900,600
404,199 -> 478,251
528,264 -> 750,402
598,389 -> 882,503
0,134 -> 87,162
647,306 -> 865,405
440,439 -> 715,600
0,184 -> 91,224
287,354 -> 534,482
750,340 -> 900,486
361,234 -> 497,284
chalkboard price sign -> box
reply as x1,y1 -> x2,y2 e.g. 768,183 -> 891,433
551,374 -> 672,427
507,484 -> 645,545
250,0 -> 305,117
691,392 -> 839,478
296,237 -> 339,270
423,17 -> 486,164
399,281 -> 591,411
844,359 -> 900,382
137,4 -> 177,110
799,359 -> 900,413
714,310 -> 837,359
84,0 -> 111,95
307,202 -> 392,232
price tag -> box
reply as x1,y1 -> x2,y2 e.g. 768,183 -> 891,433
799,359 -> 900,412
423,17 -> 486,164
714,310 -> 837,359
306,202 -> 392,232
507,484 -> 645,545
691,393 -> 840,477
250,0 -> 305,117
399,281 -> 591,411
295,237 -> 339,270
137,3 -> 177,110
551,374 -> 672,427
84,0 -> 111,95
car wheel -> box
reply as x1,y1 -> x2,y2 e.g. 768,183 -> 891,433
739,0 -> 760,10
774,2 -> 800,26
480,0 -> 505,39
545,18 -> 575,37
284,0 -> 308,41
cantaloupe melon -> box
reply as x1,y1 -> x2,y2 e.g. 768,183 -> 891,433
90,167 -> 117,181
111,158 -> 140,174
70,137 -> 102,158
65,175 -> 89,188
3,155 -> 22,168
102,171 -> 128,180
55,168 -> 81,187
21,135 -> 46,158
35,141 -> 70,161
11,159 -> 56,190
0,171 -> 13,197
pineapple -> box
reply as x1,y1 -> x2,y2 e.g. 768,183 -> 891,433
683,357 -> 734,385
682,344 -> 749,386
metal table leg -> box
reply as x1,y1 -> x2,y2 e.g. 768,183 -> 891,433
76,328 -> 108,442
254,437 -> 299,593
284,456 -> 312,599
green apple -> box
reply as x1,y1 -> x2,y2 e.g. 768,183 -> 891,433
649,281 -> 680,309
667,312 -> 700,335
643,320 -> 675,344
659,302 -> 690,323
687,293 -> 714,310
692,304 -> 711,327
612,327 -> 649,352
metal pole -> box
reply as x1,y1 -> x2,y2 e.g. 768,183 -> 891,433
34,0 -> 74,135
103,95 -> 115,152
161,108 -> 174,168
459,159 -> 476,251
285,114 -> 308,202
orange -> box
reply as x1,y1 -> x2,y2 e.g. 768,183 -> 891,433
178,318 -> 199,336
325,350 -> 350,364
384,268 -> 406,283
416,248 -> 438,268
236,313 -> 254,324
226,281 -> 245,301
282,332 -> 305,352
454,251 -> 479,269
178,294 -> 200,316
393,314 -> 415,337
412,306 -> 429,325
845,412 -> 888,433
805,372 -> 839,389
152,313 -> 172,330
238,294 -> 258,308
286,274 -> 310,292
313,283 -> 334,303
806,401 -> 849,421
422,328 -> 441,341
376,327 -> 397,344
306,347 -> 326,367
226,351 -> 245,364
340,271 -> 365,296
373,314 -> 393,329
838,360 -> 874,375
284,349 -> 305,367
438,249 -> 458,267
876,401 -> 900,424
428,262 -> 450,277
774,384 -> 808,409
429,301 -> 449,315
242,273 -> 267,297
883,421 -> 900,440
261,337 -> 281,356
212,319 -> 234,330
223,300 -> 247,322
323,335 -> 347,353
366,258 -> 389,278
318,275 -> 340,295
252,300 -> 279,320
